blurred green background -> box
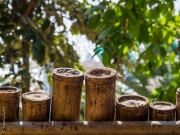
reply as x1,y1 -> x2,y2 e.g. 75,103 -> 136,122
1,0 -> 180,120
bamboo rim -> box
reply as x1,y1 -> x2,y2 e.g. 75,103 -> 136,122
22,92 -> 51,102
150,101 -> 176,111
52,67 -> 84,82
116,95 -> 149,110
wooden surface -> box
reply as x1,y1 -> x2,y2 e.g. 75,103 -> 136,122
0,121 -> 180,135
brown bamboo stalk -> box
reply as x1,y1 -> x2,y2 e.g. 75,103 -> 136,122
53,121 -> 83,135
22,92 -> 51,121
0,122 -> 22,135
23,122 -> 53,135
176,88 -> 180,120
0,86 -> 20,122
51,68 -> 84,121
149,101 -> 176,121
116,95 -> 149,121
85,67 -> 117,121
0,121 -> 179,134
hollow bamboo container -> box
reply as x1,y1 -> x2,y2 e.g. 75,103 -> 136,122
22,92 -> 51,121
149,101 -> 176,121
85,67 -> 117,121
176,88 -> 180,120
0,86 -> 20,122
51,68 -> 84,121
116,95 -> 149,121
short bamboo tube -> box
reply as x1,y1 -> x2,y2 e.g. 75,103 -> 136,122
22,92 -> 51,121
149,101 -> 176,121
51,68 -> 84,121
85,67 -> 117,121
176,88 -> 180,120
0,86 -> 20,122
116,95 -> 149,121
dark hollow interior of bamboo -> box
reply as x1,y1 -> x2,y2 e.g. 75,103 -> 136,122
86,67 -> 116,78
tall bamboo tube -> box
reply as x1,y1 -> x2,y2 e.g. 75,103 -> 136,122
85,67 -> 117,121
22,92 -> 51,121
176,88 -> 180,120
0,86 -> 20,122
51,68 -> 84,121
149,101 -> 176,121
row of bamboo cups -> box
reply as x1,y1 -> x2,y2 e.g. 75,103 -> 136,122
0,67 -> 179,122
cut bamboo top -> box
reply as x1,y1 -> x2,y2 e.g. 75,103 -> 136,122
85,67 -> 117,84
150,101 -> 176,111
176,88 -> 180,97
0,86 -> 20,100
22,92 -> 51,102
116,95 -> 149,110
52,68 -> 84,82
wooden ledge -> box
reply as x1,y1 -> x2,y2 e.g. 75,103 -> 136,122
0,121 -> 180,135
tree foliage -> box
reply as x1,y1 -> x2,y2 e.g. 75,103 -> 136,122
0,0 -> 85,92
74,0 -> 180,103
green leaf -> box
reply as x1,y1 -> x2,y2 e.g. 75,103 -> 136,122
85,4 -> 105,14
98,27 -> 111,40
140,24 -> 149,43
123,46 -> 128,54
126,0 -> 133,9
32,42 -> 45,63
42,19 -> 50,31
102,52 -> 110,66
88,14 -> 101,29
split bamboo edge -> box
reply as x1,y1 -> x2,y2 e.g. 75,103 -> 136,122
0,121 -> 180,135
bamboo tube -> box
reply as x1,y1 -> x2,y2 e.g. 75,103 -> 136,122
83,121 -> 117,135
149,101 -> 176,121
53,121 -> 84,135
23,122 -> 53,135
116,95 -> 149,121
117,121 -> 151,135
85,67 -> 117,121
22,92 -> 51,121
176,88 -> 180,120
51,68 -> 84,121
151,121 -> 180,135
0,86 -> 20,122
0,121 -> 179,134
0,122 -> 22,135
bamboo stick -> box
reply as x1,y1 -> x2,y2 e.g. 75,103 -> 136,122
0,86 -> 20,122
53,121 -> 84,135
51,68 -> 84,121
23,122 -> 53,135
22,92 -> 51,121
85,67 -> 117,121
176,88 -> 180,120
0,122 -> 22,135
0,121 -> 179,134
